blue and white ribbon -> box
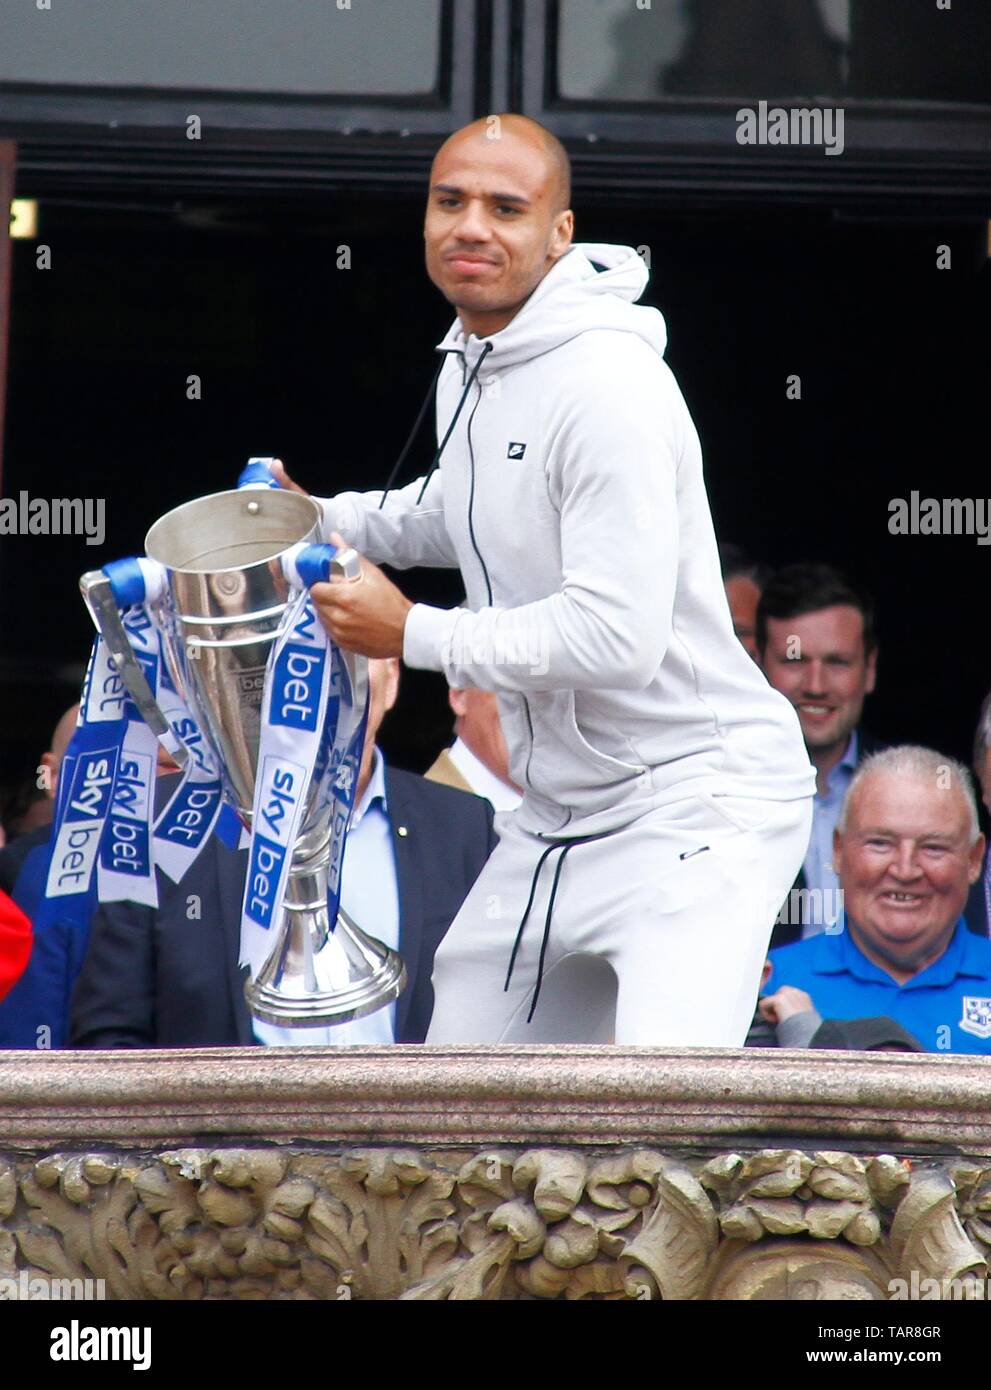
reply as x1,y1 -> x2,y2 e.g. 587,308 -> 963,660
40,560 -> 168,925
95,601 -> 161,908
237,457 -> 282,491
316,648 -> 367,925
151,656 -> 229,882
39,552 -> 220,922
38,641 -> 127,933
238,542 -> 367,977
42,460 -> 364,957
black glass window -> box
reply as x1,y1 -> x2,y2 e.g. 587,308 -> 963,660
0,0 -> 442,97
556,0 -> 990,105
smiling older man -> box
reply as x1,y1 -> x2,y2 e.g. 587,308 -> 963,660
761,745 -> 991,1054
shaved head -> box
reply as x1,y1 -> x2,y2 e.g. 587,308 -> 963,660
434,115 -> 572,214
425,112 -> 574,338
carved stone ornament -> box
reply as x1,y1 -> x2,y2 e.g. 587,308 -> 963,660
3,1047 -> 991,1300
0,1145 -> 988,1300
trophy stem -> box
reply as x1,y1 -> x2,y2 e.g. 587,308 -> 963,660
243,858 -> 407,1028
133,484 -> 407,1029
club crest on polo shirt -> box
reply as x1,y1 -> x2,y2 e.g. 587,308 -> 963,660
507,441 -> 527,459
960,996 -> 991,1040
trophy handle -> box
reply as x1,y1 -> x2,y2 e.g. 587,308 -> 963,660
330,548 -> 362,583
80,570 -> 188,768
281,540 -> 362,588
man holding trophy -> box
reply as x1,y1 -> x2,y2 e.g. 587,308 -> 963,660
276,114 -> 817,1047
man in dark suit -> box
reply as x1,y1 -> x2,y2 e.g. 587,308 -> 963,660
758,564 -> 885,948
71,659 -> 497,1048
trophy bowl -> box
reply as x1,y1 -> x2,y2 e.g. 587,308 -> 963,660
110,484 -> 408,1027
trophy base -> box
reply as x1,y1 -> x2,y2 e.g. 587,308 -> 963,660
243,908 -> 408,1029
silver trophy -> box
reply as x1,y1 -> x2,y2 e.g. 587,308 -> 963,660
80,485 -> 406,1027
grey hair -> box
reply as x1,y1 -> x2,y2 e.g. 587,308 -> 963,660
838,744 -> 981,845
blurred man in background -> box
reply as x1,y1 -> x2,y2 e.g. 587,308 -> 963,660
718,542 -> 771,663
0,703 -> 76,846
426,684 -> 522,813
758,564 -> 883,945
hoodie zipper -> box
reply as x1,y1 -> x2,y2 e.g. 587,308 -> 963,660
380,337 -> 540,795
463,354 -> 537,796
521,695 -> 536,792
465,380 -> 493,608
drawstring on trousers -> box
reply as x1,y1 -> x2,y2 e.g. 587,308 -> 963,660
504,829 -> 615,1023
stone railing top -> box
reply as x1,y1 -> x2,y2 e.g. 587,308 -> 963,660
1,1046 -> 990,1152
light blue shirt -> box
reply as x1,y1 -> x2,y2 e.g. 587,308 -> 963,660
253,749 -> 400,1046
799,730 -> 858,938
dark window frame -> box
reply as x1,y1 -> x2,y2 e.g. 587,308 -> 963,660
0,0 -> 469,139
522,0 -> 991,208
2,0 -> 989,209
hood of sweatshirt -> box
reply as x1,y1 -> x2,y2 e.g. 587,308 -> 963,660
378,245 -> 668,528
434,242 -> 668,373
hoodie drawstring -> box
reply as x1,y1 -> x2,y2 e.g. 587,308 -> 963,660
376,356 -> 446,510
415,340 -> 493,505
377,342 -> 494,511
504,828 -> 615,1023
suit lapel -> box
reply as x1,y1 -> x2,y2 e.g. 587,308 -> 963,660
385,768 -> 423,1041
216,840 -> 255,1045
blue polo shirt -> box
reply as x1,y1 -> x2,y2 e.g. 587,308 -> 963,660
765,917 -> 991,1055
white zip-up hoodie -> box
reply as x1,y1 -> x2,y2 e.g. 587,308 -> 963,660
319,243 -> 815,836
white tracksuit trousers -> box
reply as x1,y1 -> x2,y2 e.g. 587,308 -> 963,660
425,791 -> 814,1046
